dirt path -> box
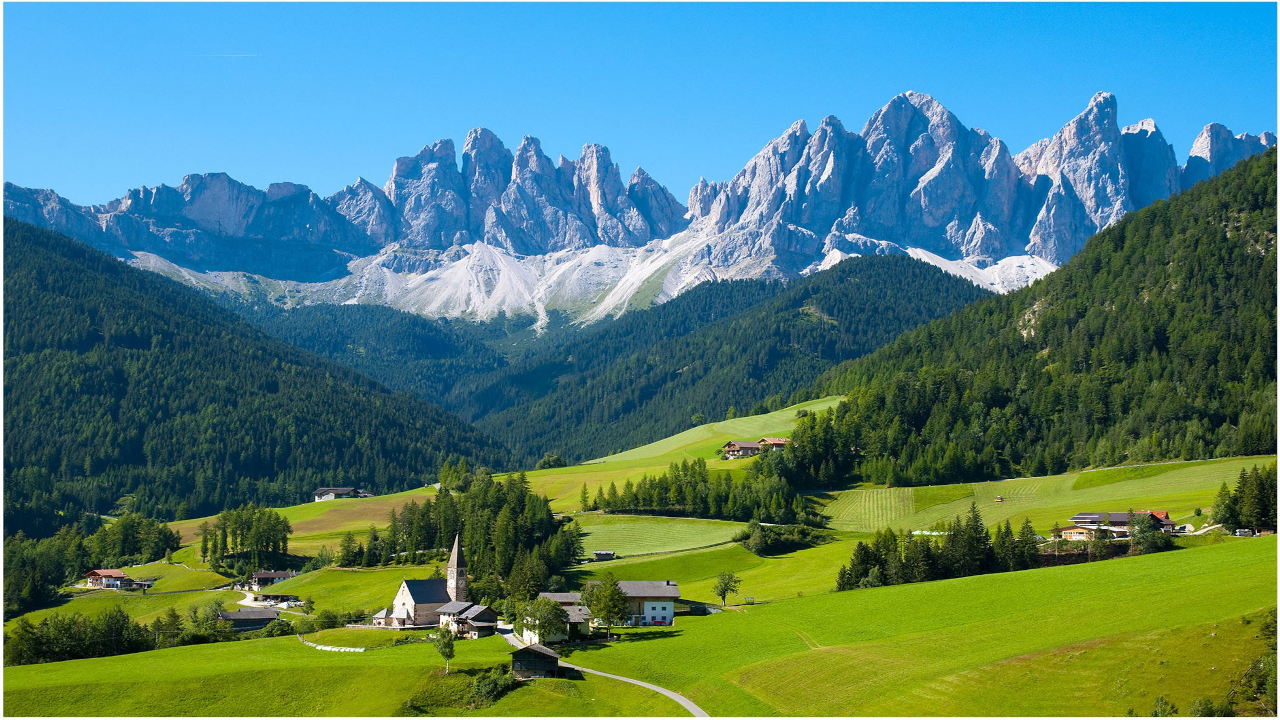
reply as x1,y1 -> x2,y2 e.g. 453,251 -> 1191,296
497,628 -> 709,717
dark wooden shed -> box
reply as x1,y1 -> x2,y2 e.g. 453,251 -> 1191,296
510,643 -> 560,680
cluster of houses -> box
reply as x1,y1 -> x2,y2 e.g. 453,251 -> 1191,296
84,569 -> 153,590
368,535 -> 681,647
312,486 -> 374,502
722,437 -> 789,459
1057,510 -> 1175,541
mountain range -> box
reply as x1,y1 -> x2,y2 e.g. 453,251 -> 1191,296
5,91 -> 1273,326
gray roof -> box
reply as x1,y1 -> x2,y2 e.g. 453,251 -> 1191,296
566,605 -> 592,624
512,643 -> 560,659
448,534 -> 466,569
252,571 -> 296,579
1071,511 -> 1173,525
314,487 -> 357,495
539,592 -> 583,604
437,600 -> 473,615
218,608 -> 279,621
616,580 -> 680,599
460,604 -> 494,620
402,579 -> 451,604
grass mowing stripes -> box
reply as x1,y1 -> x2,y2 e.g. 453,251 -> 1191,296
561,537 -> 1277,716
575,514 -> 746,557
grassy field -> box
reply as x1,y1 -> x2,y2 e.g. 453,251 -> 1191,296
575,514 -> 745,557
3,589 -> 242,632
3,628 -> 687,716
300,627 -> 435,648
507,396 -> 845,513
562,537 -> 1277,716
122,561 -> 230,592
578,533 -> 870,606
264,564 -> 446,614
819,456 -> 1275,534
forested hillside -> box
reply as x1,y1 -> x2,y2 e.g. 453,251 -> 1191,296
457,256 -> 990,463
249,304 -> 508,409
3,221 -> 509,536
764,149 -> 1277,489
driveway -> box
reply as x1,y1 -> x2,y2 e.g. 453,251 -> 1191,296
497,628 -> 709,717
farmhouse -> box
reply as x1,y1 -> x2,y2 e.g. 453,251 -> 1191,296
373,534 -> 468,628
437,601 -> 498,639
312,487 -> 374,502
758,437 -> 790,450
521,603 -> 592,645
592,550 -> 616,561
85,569 -> 129,589
217,607 -> 280,631
1068,511 -> 1175,536
1058,525 -> 1093,542
248,571 -> 298,591
568,580 -> 681,627
510,644 -> 560,680
722,441 -> 762,459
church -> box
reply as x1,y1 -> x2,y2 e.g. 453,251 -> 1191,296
372,534 -> 468,628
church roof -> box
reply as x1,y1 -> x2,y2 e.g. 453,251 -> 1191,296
448,534 -> 466,569
401,579 -> 451,604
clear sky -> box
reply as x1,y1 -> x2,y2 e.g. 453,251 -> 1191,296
5,2 -> 1276,206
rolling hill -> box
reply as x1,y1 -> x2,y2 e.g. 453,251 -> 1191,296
2,220 -> 510,534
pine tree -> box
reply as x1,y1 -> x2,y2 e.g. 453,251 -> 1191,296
579,483 -> 590,513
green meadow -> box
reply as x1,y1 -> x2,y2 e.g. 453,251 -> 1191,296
122,561 -> 230,592
563,537 -> 1278,716
575,514 -> 745,557
265,564 -> 446,614
820,455 -> 1275,534
4,589 -> 242,633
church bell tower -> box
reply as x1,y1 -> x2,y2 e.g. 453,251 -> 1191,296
446,533 -> 468,602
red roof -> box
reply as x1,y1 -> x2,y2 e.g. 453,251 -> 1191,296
759,437 -> 789,445
86,569 -> 127,578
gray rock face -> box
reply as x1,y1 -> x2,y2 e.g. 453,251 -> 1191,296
3,93 -> 1272,322
1182,123 -> 1276,188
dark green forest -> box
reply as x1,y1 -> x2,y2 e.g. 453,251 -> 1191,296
762,148 -> 1277,489
456,256 -> 990,463
249,303 -> 508,409
3,221 -> 509,534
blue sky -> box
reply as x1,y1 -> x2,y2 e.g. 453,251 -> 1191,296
5,3 -> 1276,205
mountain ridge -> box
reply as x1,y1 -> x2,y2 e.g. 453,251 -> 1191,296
5,92 -> 1273,326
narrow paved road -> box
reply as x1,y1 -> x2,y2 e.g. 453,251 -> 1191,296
497,628 -> 709,717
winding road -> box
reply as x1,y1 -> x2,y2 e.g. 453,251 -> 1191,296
498,628 -> 709,717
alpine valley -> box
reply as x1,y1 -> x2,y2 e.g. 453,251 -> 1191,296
5,91 -> 1274,327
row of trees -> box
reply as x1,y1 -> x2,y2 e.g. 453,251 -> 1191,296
579,458 -> 822,526
196,504 -> 293,570
3,514 -> 182,618
1213,464 -> 1278,532
325,469 -> 583,602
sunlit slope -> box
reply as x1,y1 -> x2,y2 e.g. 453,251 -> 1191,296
565,537 -> 1278,716
821,456 -> 1275,533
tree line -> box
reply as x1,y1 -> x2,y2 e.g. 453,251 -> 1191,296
1213,464 -> 1278,532
196,504 -> 293,571
327,466 -> 583,602
784,150 -> 1277,490
3,514 -> 181,618
580,457 -> 823,526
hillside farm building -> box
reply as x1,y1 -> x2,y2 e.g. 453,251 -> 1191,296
722,441 -> 762,459
592,550 -> 615,561
511,644 -> 560,680
758,437 -> 790,450
85,569 -> 128,589
373,535 -> 468,628
523,599 -> 592,644
217,608 -> 280,632
437,601 -> 498,639
1058,525 -> 1093,542
1068,511 -> 1175,537
313,487 -> 374,502
248,571 -> 298,592
551,580 -> 681,627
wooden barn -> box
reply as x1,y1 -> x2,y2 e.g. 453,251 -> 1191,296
511,643 -> 560,680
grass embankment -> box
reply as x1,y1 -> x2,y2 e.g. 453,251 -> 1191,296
820,455 -> 1275,534
265,564 -> 445,614
3,590 -> 242,633
123,561 -> 230,592
576,514 -> 745,557
564,537 -> 1278,716
3,630 -> 687,716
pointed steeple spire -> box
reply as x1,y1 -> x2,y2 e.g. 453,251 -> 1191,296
448,533 -> 466,569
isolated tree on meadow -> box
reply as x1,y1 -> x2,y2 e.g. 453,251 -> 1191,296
435,627 -> 455,674
580,483 -> 590,513
713,571 -> 741,607
583,572 -> 629,639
